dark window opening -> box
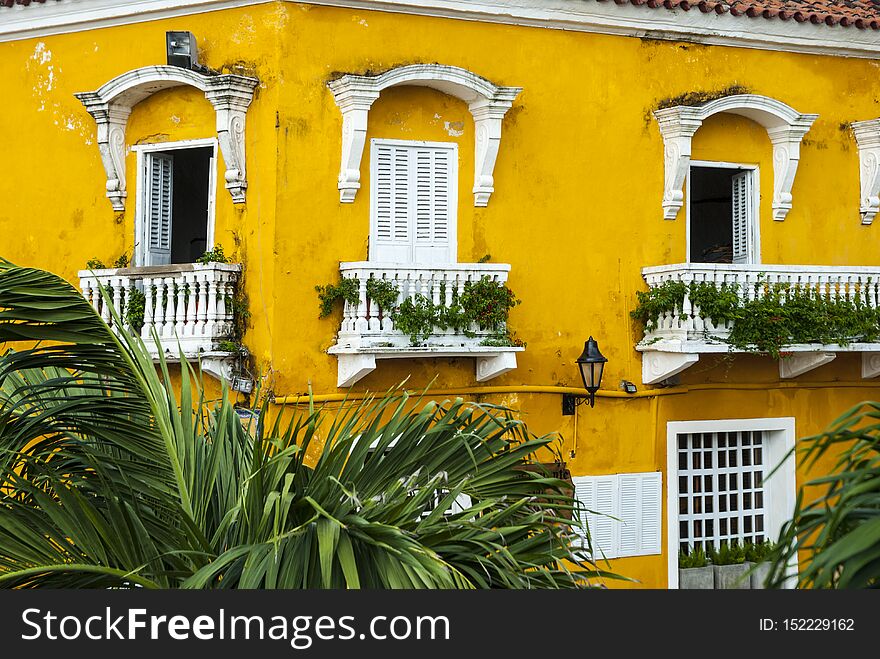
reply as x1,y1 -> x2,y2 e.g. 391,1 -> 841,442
689,165 -> 754,264
141,146 -> 212,266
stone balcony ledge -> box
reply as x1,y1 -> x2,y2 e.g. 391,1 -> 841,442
638,262 -> 880,383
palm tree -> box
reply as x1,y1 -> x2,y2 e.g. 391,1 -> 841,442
0,259 -> 611,588
765,401 -> 880,588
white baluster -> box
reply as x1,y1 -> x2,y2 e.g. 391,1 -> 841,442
367,275 -> 381,332
162,277 -> 175,339
142,277 -> 154,340
354,276 -> 368,334
205,276 -> 218,338
184,273 -> 197,337
176,276 -> 187,336
195,274 -> 208,338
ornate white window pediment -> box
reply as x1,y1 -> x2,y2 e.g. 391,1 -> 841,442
75,65 -> 258,211
653,94 -> 817,222
852,119 -> 880,225
327,64 -> 521,207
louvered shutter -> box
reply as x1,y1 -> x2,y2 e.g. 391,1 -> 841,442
731,170 -> 753,265
370,140 -> 456,264
572,475 -> 618,558
413,146 -> 454,264
144,153 -> 174,266
617,472 -> 663,556
573,472 -> 663,560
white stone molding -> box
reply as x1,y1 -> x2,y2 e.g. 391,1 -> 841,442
6,1 -> 880,60
476,351 -> 518,382
76,65 -> 258,210
862,352 -> 880,379
778,352 -> 836,379
336,353 -> 378,388
852,119 -> 880,226
328,64 -> 521,206
642,352 -> 699,385
654,94 -> 817,221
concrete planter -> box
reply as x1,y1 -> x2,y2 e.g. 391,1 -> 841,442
749,561 -> 771,589
679,566 -> 714,589
713,563 -> 750,589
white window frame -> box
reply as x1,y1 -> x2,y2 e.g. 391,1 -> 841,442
369,137 -> 458,265
132,138 -> 218,267
686,160 -> 761,265
666,417 -> 796,589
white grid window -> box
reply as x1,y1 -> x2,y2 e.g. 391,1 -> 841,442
677,430 -> 766,554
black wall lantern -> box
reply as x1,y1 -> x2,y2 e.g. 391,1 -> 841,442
562,337 -> 607,415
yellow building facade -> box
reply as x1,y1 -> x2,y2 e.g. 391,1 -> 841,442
3,0 -> 880,588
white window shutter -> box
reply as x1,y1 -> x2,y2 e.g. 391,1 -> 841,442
732,170 -> 753,265
617,474 -> 640,555
639,472 -> 663,555
573,472 -> 663,560
144,153 -> 173,266
370,140 -> 456,264
413,147 -> 454,264
572,475 -> 618,558
618,472 -> 663,556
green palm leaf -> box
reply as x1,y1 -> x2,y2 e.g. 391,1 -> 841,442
0,259 -> 617,589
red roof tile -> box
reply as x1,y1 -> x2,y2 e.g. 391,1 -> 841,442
0,0 -> 59,6
600,0 -> 880,29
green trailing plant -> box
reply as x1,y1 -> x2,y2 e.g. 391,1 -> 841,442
112,252 -> 131,269
392,294 -> 437,345
317,275 -> 521,347
459,276 -> 520,331
216,339 -> 240,353
679,546 -> 709,569
630,280 -> 687,331
480,329 -> 526,348
228,290 -> 250,345
388,277 -> 521,346
764,401 -> 880,588
196,244 -> 230,265
365,278 -> 399,311
632,279 -> 880,359
85,257 -> 106,270
745,540 -> 775,564
124,286 -> 146,332
708,541 -> 746,566
0,257 -> 620,589
316,277 -> 360,318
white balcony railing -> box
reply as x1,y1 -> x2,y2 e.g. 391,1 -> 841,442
638,263 -> 880,383
328,261 -> 523,387
78,262 -> 241,358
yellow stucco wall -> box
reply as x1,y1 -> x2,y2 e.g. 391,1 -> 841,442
2,0 -> 879,587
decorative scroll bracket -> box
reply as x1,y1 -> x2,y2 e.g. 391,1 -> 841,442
76,66 -> 258,211
654,95 -> 817,222
852,119 -> 880,225
779,352 -> 836,379
654,108 -> 702,220
328,64 -> 521,206
642,351 -> 699,385
862,352 -> 880,379
74,97 -> 131,211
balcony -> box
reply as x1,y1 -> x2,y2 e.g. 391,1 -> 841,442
637,263 -> 880,383
78,263 -> 242,370
328,262 -> 523,387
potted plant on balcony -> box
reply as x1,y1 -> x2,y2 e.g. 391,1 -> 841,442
709,541 -> 749,589
678,546 -> 713,589
745,540 -> 775,589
